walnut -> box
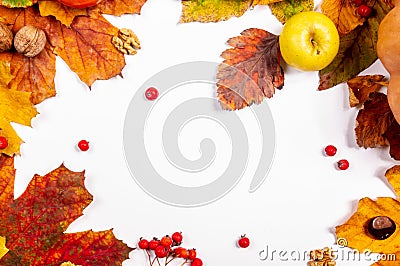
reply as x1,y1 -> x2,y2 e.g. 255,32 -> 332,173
14,25 -> 46,58
0,22 -> 13,52
112,28 -> 140,55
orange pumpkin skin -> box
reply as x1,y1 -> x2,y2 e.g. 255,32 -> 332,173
377,0 -> 400,124
57,0 -> 103,8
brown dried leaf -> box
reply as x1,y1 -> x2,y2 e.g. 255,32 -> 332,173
348,75 -> 387,107
321,0 -> 365,36
38,0 -> 87,27
355,92 -> 394,148
91,0 -> 147,16
217,28 -> 284,110
384,120 -> 400,160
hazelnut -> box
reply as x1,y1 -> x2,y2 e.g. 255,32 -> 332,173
14,25 -> 46,58
0,22 -> 13,52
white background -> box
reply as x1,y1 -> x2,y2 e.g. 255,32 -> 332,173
11,0 -> 398,265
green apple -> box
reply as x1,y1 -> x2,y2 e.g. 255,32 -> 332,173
279,11 -> 339,71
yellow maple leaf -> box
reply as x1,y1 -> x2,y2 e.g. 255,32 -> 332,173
0,61 -> 38,156
0,236 -> 8,260
38,0 -> 87,27
336,165 -> 400,265
180,0 -> 282,23
321,0 -> 364,36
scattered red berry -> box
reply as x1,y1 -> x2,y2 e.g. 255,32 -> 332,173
188,249 -> 197,260
160,235 -> 173,248
155,245 -> 168,258
180,248 -> 189,259
148,239 -> 160,250
172,232 -> 183,243
77,140 -> 89,151
0,136 -> 8,149
324,145 -> 337,156
358,5 -> 372,17
145,87 -> 159,101
352,0 -> 364,6
191,258 -> 203,266
337,159 -> 350,170
173,247 -> 184,257
138,238 -> 149,249
238,235 -> 250,248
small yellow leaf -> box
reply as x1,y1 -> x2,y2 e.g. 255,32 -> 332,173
269,0 -> 314,24
0,68 -> 38,155
61,262 -> 81,266
385,165 -> 400,197
39,0 -> 87,27
0,236 -> 8,260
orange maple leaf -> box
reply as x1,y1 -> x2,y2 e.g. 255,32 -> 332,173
217,28 -> 284,110
336,165 -> 400,265
0,155 -> 133,265
0,6 -> 127,104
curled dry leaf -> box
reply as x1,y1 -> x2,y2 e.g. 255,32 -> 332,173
217,28 -> 284,110
355,92 -> 394,148
321,0 -> 365,36
348,75 -> 387,107
269,0 -> 314,24
336,166 -> 400,265
38,0 -> 87,27
0,156 -> 133,265
180,0 -> 281,23
318,0 -> 393,91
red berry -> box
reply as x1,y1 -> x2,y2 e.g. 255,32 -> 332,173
358,5 -> 372,17
0,136 -> 8,149
238,235 -> 250,248
180,248 -> 189,259
352,0 -> 364,6
160,235 -> 173,248
155,245 -> 168,258
173,247 -> 184,257
188,249 -> 197,260
171,232 -> 183,243
337,159 -> 350,170
138,238 -> 149,249
78,140 -> 89,151
145,87 -> 159,101
148,239 -> 160,250
191,258 -> 203,266
324,145 -> 337,156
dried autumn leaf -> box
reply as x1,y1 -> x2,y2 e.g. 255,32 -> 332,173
0,236 -> 8,260
348,75 -> 387,107
355,92 -> 394,148
0,6 -> 127,102
38,0 -> 87,27
0,0 -> 36,8
321,0 -> 364,36
336,197 -> 400,265
269,0 -> 314,24
90,0 -> 147,16
180,0 -> 281,23
0,63 -> 38,156
0,156 -> 133,265
384,121 -> 400,160
318,0 -> 393,91
385,165 -> 400,196
0,61 -> 13,88
217,28 -> 284,110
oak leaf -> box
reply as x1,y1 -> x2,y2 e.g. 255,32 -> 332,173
217,28 -> 284,110
0,155 -> 133,265
348,75 -> 387,107
321,0 -> 365,36
180,0 -> 282,23
269,0 -> 314,24
355,92 -> 394,148
318,0 -> 393,91
0,62 -> 38,156
38,0 -> 87,27
336,166 -> 400,265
